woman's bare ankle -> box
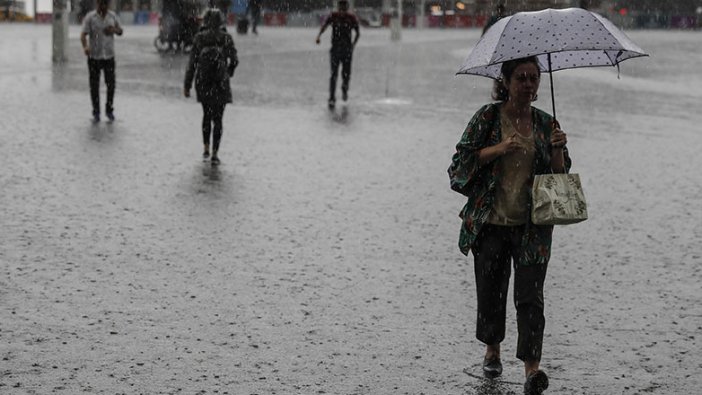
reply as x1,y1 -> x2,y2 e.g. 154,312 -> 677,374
485,344 -> 501,360
524,360 -> 540,377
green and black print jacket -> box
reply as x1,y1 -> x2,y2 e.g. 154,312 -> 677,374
448,103 -> 572,265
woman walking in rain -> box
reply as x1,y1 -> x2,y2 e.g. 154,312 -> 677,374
448,56 -> 569,395
184,8 -> 238,165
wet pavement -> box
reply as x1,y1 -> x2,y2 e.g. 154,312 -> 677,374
1,24 -> 701,394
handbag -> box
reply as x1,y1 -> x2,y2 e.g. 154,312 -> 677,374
531,173 -> 588,225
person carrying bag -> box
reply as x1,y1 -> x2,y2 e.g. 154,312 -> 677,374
448,56 -> 577,395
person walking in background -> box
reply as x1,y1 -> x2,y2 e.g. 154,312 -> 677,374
80,0 -> 123,123
482,3 -> 507,35
315,0 -> 360,109
77,0 -> 93,22
247,0 -> 263,34
448,56 -> 570,395
482,3 -> 508,101
184,8 -> 238,165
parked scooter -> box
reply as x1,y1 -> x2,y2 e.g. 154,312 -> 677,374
154,0 -> 203,54
154,13 -> 200,53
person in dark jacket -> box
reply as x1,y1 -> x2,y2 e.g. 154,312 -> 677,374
482,3 -> 507,35
247,0 -> 263,34
316,0 -> 360,109
184,8 -> 238,165
482,3 -> 508,99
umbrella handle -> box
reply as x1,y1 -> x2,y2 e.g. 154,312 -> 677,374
548,53 -> 556,121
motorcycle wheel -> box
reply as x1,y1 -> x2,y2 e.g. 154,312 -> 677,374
154,37 -> 169,53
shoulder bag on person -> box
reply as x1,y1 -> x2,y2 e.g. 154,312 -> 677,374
531,173 -> 588,225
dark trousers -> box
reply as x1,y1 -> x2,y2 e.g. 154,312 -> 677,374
251,9 -> 260,32
329,49 -> 352,101
201,102 -> 225,153
471,224 -> 548,362
87,58 -> 116,115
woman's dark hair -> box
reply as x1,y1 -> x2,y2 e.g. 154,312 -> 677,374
492,56 -> 540,101
202,8 -> 225,30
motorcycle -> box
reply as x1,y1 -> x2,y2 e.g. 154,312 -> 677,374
154,0 -> 204,54
154,13 -> 200,54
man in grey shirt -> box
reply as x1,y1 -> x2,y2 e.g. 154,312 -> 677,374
80,0 -> 123,122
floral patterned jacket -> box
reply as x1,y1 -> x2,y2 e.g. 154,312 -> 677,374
448,103 -> 572,265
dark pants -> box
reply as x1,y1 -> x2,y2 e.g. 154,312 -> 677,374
251,9 -> 260,32
329,48 -> 352,101
87,58 -> 116,115
201,102 -> 225,153
471,224 -> 548,362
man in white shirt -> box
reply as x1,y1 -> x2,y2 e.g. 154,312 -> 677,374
80,0 -> 123,122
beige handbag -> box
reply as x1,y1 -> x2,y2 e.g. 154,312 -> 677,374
531,173 -> 588,225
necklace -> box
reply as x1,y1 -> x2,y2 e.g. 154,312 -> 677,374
503,107 -> 533,137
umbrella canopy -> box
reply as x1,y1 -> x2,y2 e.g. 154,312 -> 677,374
457,8 -> 648,118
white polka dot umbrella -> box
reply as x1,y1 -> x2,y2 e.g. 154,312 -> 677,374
457,7 -> 648,119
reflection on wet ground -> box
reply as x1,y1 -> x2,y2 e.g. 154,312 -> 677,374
201,161 -> 222,182
472,379 -> 518,395
87,122 -> 112,142
462,368 -> 522,395
329,104 -> 350,124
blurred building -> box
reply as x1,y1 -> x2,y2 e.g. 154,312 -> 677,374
609,0 -> 700,14
602,0 -> 701,28
70,0 -> 214,24
64,0 -> 701,27
72,0 -> 172,14
263,0 -> 580,13
1,0 -> 31,21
